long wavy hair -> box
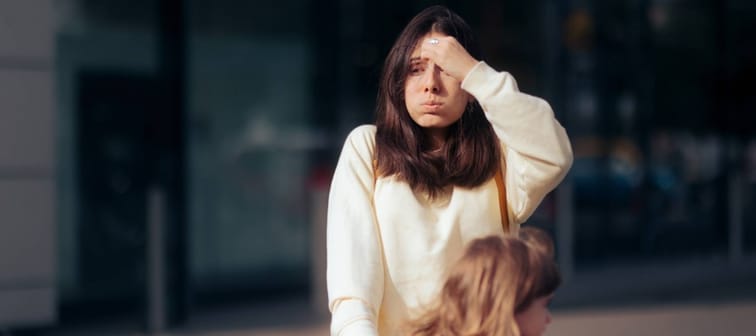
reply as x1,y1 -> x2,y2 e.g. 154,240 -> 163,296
374,5 -> 500,198
407,227 -> 561,336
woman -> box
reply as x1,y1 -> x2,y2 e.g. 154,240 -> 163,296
408,227 -> 561,336
327,5 -> 572,336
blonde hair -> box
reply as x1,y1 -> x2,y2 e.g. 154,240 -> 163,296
407,227 -> 561,336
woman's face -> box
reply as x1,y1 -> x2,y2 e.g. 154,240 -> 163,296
515,295 -> 553,336
404,32 -> 470,131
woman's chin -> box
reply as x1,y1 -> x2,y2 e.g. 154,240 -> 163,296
414,115 -> 455,128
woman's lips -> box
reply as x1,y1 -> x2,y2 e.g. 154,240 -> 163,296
422,102 -> 443,111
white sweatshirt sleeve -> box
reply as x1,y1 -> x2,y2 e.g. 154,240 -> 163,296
462,61 -> 573,225
326,125 -> 383,336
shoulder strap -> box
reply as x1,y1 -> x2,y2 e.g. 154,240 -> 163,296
494,166 -> 511,234
373,160 -> 378,186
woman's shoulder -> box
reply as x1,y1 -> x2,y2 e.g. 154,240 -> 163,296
347,124 -> 377,139
340,124 -> 376,156
344,124 -> 377,146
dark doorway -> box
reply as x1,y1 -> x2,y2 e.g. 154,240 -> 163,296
74,71 -> 158,320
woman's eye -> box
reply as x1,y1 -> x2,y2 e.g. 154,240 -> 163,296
410,66 -> 423,75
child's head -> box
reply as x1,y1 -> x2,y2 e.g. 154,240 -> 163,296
408,227 -> 561,336
513,227 -> 561,336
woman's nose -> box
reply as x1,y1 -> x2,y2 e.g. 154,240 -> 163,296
422,66 -> 440,93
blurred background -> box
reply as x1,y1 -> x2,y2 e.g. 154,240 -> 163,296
1,0 -> 755,335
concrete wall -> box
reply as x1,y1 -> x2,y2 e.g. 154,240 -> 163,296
0,0 -> 56,328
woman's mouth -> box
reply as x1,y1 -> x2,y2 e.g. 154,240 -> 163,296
422,102 -> 443,111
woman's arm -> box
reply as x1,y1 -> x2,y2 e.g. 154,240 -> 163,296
419,37 -> 572,225
327,125 -> 384,336
462,62 -> 573,224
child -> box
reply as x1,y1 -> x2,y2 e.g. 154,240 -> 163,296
407,227 -> 561,336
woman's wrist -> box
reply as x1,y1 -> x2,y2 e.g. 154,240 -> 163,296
459,57 -> 480,81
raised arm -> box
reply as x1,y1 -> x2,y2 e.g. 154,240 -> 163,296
462,62 -> 573,224
327,125 -> 384,336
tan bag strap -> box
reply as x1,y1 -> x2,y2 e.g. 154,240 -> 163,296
494,166 -> 510,234
373,160 -> 378,186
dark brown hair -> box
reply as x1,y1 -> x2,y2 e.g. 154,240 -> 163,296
374,5 -> 500,198
408,227 -> 561,336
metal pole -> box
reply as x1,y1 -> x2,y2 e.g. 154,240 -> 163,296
556,177 -> 575,281
310,187 -> 330,316
728,141 -> 743,265
147,188 -> 166,334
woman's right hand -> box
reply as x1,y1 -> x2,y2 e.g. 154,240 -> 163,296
419,35 -> 479,82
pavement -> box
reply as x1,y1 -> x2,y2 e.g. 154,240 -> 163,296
34,266 -> 756,336
186,301 -> 756,336
39,297 -> 756,336
545,301 -> 756,336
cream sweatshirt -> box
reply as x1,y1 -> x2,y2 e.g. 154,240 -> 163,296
326,61 -> 573,336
